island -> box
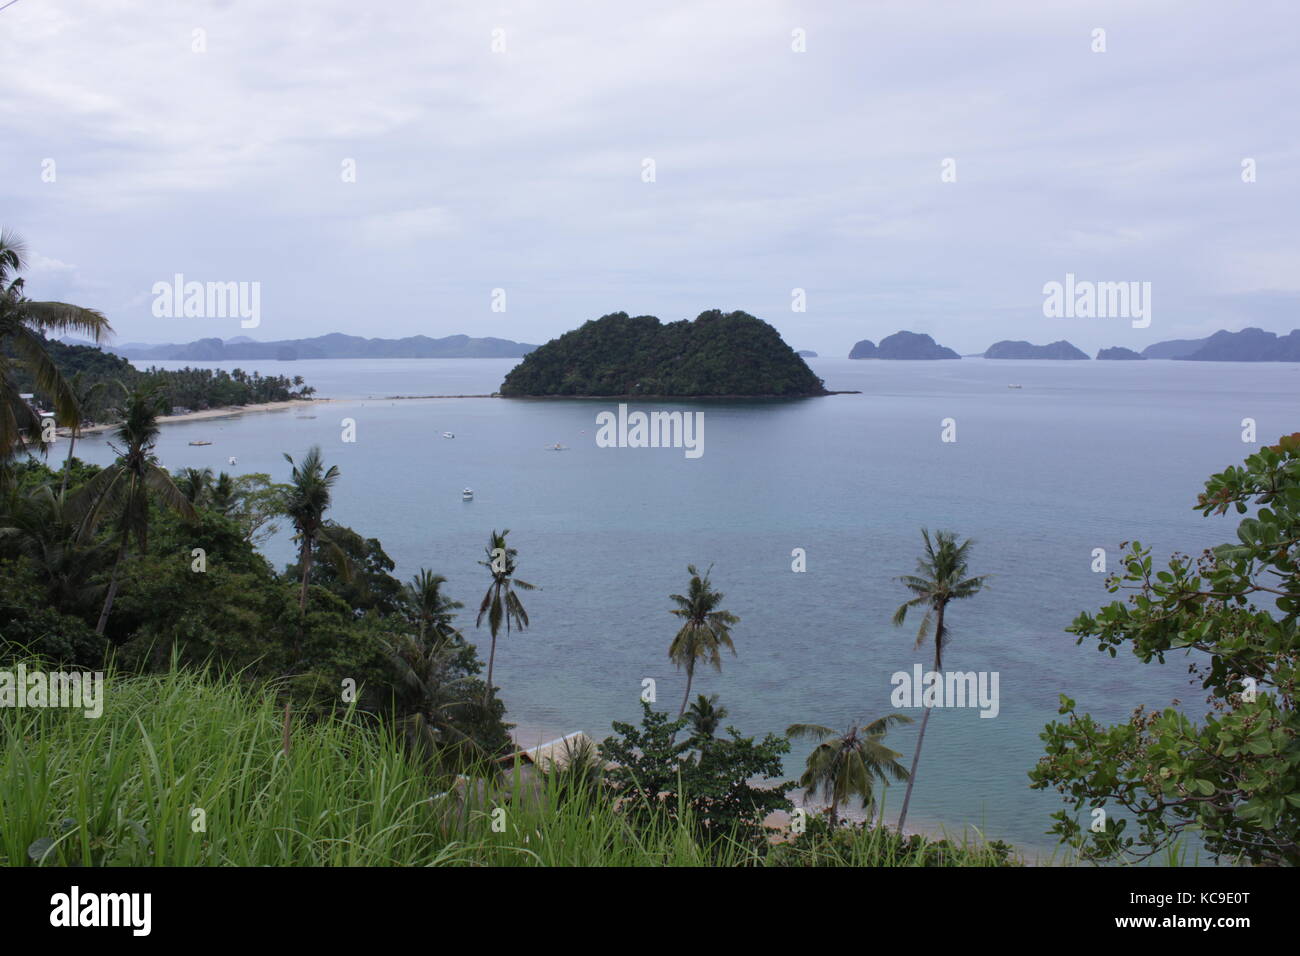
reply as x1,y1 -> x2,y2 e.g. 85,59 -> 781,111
1179,327 -> 1300,362
101,332 -> 538,361
1096,346 -> 1145,360
497,310 -> 828,397
849,331 -> 960,360
1138,328 -> 1300,361
983,340 -> 1088,360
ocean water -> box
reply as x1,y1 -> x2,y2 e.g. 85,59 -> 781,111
71,356 -> 1299,857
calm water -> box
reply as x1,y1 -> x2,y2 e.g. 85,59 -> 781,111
75,356 -> 1299,857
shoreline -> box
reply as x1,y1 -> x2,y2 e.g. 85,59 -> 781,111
507,721 -> 1049,861
71,397 -> 336,436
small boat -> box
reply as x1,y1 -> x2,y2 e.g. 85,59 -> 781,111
228,456 -> 238,465
443,432 -> 455,439
550,443 -> 567,451
189,440 -> 212,446
1007,384 -> 1023,389
462,488 -> 474,500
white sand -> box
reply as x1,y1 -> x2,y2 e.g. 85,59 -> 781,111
70,398 -> 335,436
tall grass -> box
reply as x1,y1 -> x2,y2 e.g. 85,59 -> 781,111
0,664 -> 1013,866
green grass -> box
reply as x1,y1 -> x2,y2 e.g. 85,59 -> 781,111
1,664 -> 1017,866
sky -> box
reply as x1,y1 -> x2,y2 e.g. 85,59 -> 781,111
2,0 -> 1297,356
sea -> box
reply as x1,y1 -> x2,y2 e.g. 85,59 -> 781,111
68,355 -> 1299,860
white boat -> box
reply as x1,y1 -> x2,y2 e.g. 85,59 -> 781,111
443,432 -> 455,439
1007,384 -> 1023,389
228,456 -> 238,465
462,488 -> 474,500
189,440 -> 212,446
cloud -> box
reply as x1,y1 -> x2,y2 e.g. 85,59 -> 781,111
0,0 -> 1295,354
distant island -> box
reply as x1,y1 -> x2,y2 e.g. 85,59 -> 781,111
796,350 -> 818,358
1141,327 -> 1300,361
96,332 -> 538,361
1097,346 -> 1145,360
498,310 -> 828,397
849,331 -> 960,360
983,340 -> 1088,360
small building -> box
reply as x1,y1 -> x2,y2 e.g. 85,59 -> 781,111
499,731 -> 602,773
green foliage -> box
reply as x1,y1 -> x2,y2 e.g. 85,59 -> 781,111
1031,434 -> 1300,865
767,815 -> 1017,867
7,338 -> 315,424
598,701 -> 792,851
499,309 -> 827,397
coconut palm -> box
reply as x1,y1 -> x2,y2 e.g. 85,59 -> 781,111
668,564 -> 738,715
786,715 -> 912,827
209,471 -> 236,515
68,383 -> 197,635
475,529 -> 535,705
685,693 -> 728,754
58,372 -> 106,497
405,569 -> 464,649
177,467 -> 214,505
0,228 -> 111,464
282,446 -> 343,610
891,529 -> 987,832
0,483 -> 110,616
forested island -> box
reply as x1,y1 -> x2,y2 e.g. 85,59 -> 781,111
498,310 -> 828,397
1097,346 -> 1145,360
1141,327 -> 1300,360
849,331 -> 960,360
982,340 -> 1089,360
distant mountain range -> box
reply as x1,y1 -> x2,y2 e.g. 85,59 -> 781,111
77,333 -> 538,361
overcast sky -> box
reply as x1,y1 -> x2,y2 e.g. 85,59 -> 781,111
2,0 -> 1297,355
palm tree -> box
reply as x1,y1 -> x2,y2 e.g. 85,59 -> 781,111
786,715 -> 912,827
405,569 -> 464,650
0,228 -> 111,465
685,693 -> 728,754
0,483 -> 110,617
177,467 -> 214,505
475,529 -> 535,705
668,564 -> 738,716
68,383 -> 197,635
891,529 -> 987,832
58,372 -> 106,497
282,446 -> 342,611
209,471 -> 236,515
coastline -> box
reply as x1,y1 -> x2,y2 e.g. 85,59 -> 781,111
70,398 -> 335,436
507,721 -> 1046,860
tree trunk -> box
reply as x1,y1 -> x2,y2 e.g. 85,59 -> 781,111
297,534 -> 314,610
678,664 -> 694,716
830,799 -> 839,828
60,429 -> 77,498
95,538 -> 129,636
897,604 -> 945,833
484,632 -> 498,706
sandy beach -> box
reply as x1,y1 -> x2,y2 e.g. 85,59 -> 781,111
69,398 -> 336,436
